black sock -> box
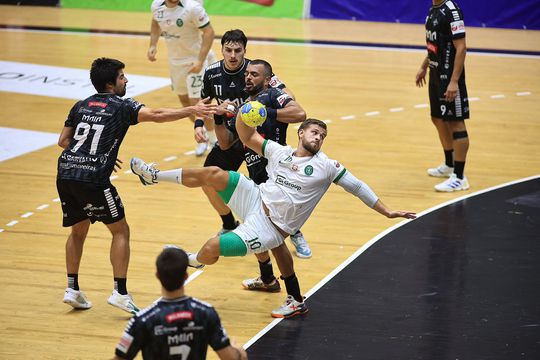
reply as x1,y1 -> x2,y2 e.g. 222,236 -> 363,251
281,273 -> 303,303
220,212 -> 237,230
67,274 -> 79,291
259,258 -> 275,284
444,150 -> 454,168
454,161 -> 465,179
114,278 -> 128,295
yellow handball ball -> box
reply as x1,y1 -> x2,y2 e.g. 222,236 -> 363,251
239,101 -> 267,127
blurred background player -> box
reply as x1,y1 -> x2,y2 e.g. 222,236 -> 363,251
113,247 -> 247,360
197,30 -> 313,259
57,57 -> 215,314
148,0 -> 218,156
416,0 -> 470,192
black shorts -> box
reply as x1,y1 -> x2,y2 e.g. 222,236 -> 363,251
56,179 -> 125,227
429,71 -> 470,121
204,140 -> 245,170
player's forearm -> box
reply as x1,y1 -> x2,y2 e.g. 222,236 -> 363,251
215,123 -> 235,150
420,56 -> 429,70
450,43 -> 466,83
235,113 -> 262,155
139,107 -> 195,123
149,20 -> 160,47
198,26 -> 215,63
274,103 -> 306,124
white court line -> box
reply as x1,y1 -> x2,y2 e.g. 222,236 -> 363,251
36,204 -> 49,210
414,104 -> 429,108
389,107 -> 404,112
184,150 -> 196,156
244,174 -> 540,349
365,111 -> 380,116
52,198 -> 60,202
21,212 -> 33,218
6,220 -> 18,227
164,156 -> 178,162
491,94 -> 505,99
322,119 -> 332,124
124,170 -> 132,174
516,92 -> 531,96
185,270 -> 203,285
468,97 -> 480,102
110,175 -> 119,180
340,115 -> 356,120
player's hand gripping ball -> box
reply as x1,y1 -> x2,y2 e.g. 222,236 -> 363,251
240,101 -> 267,127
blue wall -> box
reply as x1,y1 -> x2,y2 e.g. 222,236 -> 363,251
310,0 -> 540,30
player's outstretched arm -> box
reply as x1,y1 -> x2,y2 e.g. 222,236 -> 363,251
138,98 -> 216,123
372,199 -> 416,219
235,112 -> 264,156
216,344 -> 248,360
274,100 -> 306,124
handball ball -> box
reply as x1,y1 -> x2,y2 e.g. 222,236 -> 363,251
240,101 -> 267,127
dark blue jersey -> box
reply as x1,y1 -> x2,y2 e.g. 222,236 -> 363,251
57,93 -> 141,185
246,87 -> 293,184
425,0 -> 466,79
115,296 -> 230,360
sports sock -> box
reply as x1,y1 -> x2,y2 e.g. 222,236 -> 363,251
258,258 -> 276,284
207,130 -> 217,144
281,273 -> 303,303
67,273 -> 79,291
444,149 -> 454,168
156,169 -> 182,184
114,278 -> 128,295
454,161 -> 465,179
221,212 -> 237,230
188,253 -> 203,267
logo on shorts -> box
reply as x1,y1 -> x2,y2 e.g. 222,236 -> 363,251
176,19 -> 183,27
304,165 -> 314,176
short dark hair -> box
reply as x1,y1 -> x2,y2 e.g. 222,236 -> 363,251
221,29 -> 248,48
298,118 -> 328,134
250,59 -> 273,77
156,247 -> 189,291
90,57 -> 124,93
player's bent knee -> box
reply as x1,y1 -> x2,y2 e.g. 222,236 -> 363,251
453,130 -> 468,140
219,232 -> 247,257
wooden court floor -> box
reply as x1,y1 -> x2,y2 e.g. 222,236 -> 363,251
0,5 -> 539,360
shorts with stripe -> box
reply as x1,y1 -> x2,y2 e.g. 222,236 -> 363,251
429,70 -> 470,121
218,172 -> 285,255
56,179 -> 125,227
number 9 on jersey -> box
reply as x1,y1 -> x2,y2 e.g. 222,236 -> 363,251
240,101 -> 267,127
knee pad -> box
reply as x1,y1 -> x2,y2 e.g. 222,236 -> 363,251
453,130 -> 468,140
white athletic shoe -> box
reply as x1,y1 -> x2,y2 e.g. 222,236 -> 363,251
290,231 -> 312,259
271,295 -> 308,318
195,142 -> 208,157
63,288 -> 92,309
427,164 -> 454,177
434,174 -> 470,192
130,157 -> 159,186
187,252 -> 205,269
107,290 -> 140,314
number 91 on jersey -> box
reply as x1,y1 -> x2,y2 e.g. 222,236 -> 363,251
240,101 -> 267,127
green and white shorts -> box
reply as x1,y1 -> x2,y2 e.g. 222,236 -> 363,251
217,171 -> 285,256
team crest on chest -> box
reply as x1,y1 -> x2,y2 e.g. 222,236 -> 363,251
176,18 -> 183,27
304,165 -> 314,176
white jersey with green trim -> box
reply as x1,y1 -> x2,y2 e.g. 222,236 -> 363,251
151,0 -> 210,64
260,140 -> 347,235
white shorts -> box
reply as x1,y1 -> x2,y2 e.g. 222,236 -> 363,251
169,50 -> 217,98
225,173 -> 285,255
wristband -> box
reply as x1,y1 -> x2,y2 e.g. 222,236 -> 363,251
266,108 -> 277,121
194,119 -> 204,128
214,116 -> 224,125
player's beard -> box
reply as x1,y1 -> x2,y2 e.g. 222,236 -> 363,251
116,84 -> 127,97
301,138 -> 320,155
245,82 -> 264,96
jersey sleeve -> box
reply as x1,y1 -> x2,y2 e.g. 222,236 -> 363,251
64,101 -> 82,127
121,98 -> 143,126
206,307 -> 231,351
269,74 -> 286,89
190,2 -> 211,29
328,158 -> 347,183
445,2 -> 466,40
268,88 -> 293,109
115,317 -> 146,360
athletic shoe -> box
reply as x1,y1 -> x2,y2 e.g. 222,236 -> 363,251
271,295 -> 308,318
434,174 -> 470,192
130,157 -> 159,186
218,221 -> 240,235
195,142 -> 208,157
427,164 -> 454,177
242,276 -> 281,293
290,231 -> 312,259
107,290 -> 140,315
187,252 -> 205,269
63,288 -> 92,309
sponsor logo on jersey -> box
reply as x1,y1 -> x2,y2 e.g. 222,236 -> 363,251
154,325 -> 178,335
166,311 -> 193,323
88,101 -> 107,108
450,20 -> 465,35
269,75 -> 283,88
168,332 -> 194,345
176,18 -> 183,27
277,93 -> 291,106
116,332 -> 134,354
334,161 -> 341,168
275,175 -> 302,191
208,72 -> 222,79
304,165 -> 314,176
82,114 -> 102,123
426,30 -> 437,42
229,81 -> 236,88
427,43 -> 438,55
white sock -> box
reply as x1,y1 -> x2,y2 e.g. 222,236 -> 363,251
156,169 -> 183,184
188,252 -> 202,267
207,130 -> 217,144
